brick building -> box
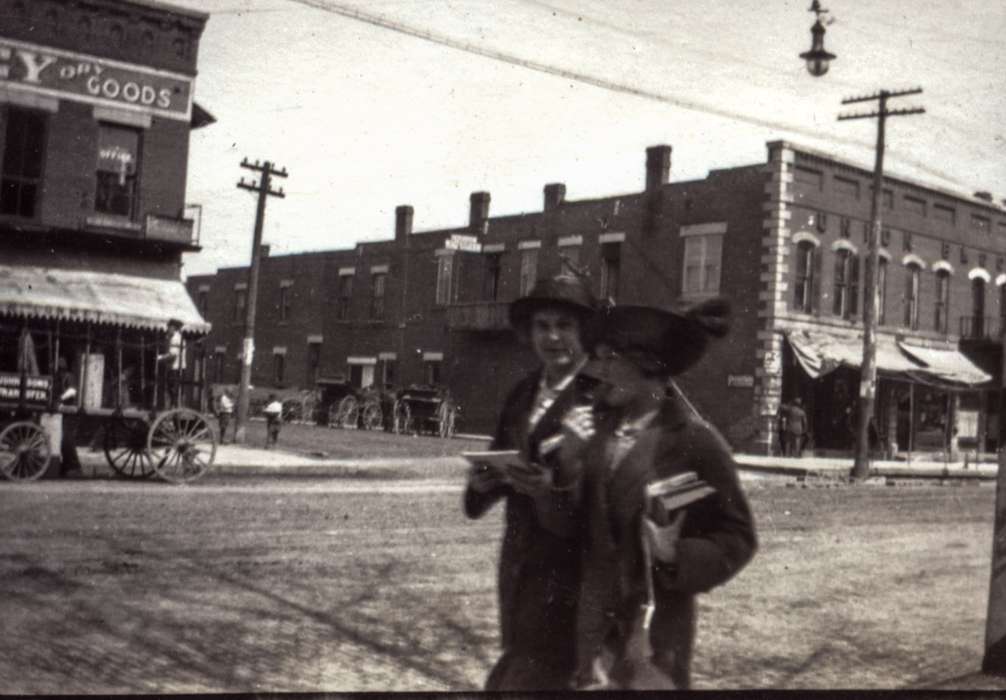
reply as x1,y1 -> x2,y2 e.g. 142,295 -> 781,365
1,0 -> 212,418
188,141 -> 1004,456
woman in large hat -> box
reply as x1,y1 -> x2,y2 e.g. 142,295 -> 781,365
463,273 -> 599,691
557,298 -> 757,690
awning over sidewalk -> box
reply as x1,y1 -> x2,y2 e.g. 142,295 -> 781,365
0,265 -> 210,334
898,342 -> 992,386
786,329 -> 991,387
786,329 -> 918,378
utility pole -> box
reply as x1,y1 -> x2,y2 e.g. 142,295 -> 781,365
838,88 -> 924,480
232,158 -> 287,444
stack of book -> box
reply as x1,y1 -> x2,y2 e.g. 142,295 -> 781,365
645,471 -> 715,525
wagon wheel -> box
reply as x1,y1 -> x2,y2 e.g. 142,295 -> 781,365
392,400 -> 412,435
147,409 -> 217,484
104,417 -> 155,479
0,421 -> 52,482
438,403 -> 457,439
361,401 -> 383,431
331,395 -> 360,429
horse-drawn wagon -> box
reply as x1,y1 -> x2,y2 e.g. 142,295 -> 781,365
393,384 -> 458,438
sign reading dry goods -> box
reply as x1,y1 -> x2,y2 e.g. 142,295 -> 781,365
0,38 -> 192,121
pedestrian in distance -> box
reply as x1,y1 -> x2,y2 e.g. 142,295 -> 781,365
776,399 -> 789,456
56,357 -> 83,477
217,388 -> 234,444
555,298 -> 757,690
263,394 -> 283,449
786,398 -> 809,458
463,273 -> 600,692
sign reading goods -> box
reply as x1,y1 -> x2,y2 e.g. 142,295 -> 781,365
0,38 -> 192,121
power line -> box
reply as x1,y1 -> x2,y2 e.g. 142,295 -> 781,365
282,0 -> 984,194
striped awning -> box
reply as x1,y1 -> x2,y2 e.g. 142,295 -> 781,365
0,265 -> 210,334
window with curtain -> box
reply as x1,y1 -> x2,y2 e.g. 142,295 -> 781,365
95,123 -> 141,218
682,234 -> 723,296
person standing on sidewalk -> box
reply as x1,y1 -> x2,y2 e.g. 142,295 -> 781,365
463,274 -> 600,691
263,394 -> 283,448
786,398 -> 809,457
776,400 -> 790,456
216,389 -> 234,444
555,299 -> 757,690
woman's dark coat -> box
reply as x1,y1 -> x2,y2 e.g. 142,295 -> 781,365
572,395 -> 757,689
463,369 -> 594,691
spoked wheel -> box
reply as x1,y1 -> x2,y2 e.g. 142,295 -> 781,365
104,417 -> 155,479
0,421 -> 52,482
331,396 -> 359,429
392,400 -> 412,435
147,409 -> 217,484
361,402 -> 383,431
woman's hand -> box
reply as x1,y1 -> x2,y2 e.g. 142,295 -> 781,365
643,511 -> 686,564
467,462 -> 507,494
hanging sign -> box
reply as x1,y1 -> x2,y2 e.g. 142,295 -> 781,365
0,38 -> 193,122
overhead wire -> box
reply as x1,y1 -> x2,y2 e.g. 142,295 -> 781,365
282,0 -> 993,194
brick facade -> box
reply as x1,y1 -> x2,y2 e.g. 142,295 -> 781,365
187,141 -> 1006,453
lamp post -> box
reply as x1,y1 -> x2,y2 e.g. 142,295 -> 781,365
799,1 -> 836,77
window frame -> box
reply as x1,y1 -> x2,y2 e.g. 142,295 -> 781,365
337,274 -> 353,320
94,121 -> 142,220
519,248 -> 539,296
435,254 -> 454,306
793,240 -> 816,313
934,268 -> 950,333
904,263 -> 921,330
370,272 -> 387,320
681,233 -> 723,298
1,106 -> 48,220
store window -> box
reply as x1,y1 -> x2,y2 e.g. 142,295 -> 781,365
904,263 -> 921,330
793,241 -> 817,313
371,272 -> 386,320
832,249 -> 859,319
95,124 -> 141,218
1,108 -> 47,218
682,234 -> 723,297
934,269 -> 950,333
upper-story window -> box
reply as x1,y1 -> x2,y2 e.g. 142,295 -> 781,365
904,195 -> 927,217
682,233 -> 723,297
197,290 -> 209,316
904,263 -> 921,330
833,175 -> 860,200
519,248 -> 539,296
832,249 -> 859,319
972,277 -> 987,336
559,245 -> 581,273
213,350 -> 226,384
877,257 -> 888,325
794,165 -> 823,190
793,240 -> 817,313
279,285 -> 291,321
307,342 -> 321,384
483,253 -> 502,301
234,288 -> 247,322
934,269 -> 950,333
933,203 -> 956,224
435,254 -> 454,306
95,124 -> 141,219
972,214 -> 991,233
273,352 -> 285,385
600,242 -> 621,303
371,272 -> 387,320
1,108 -> 47,219
337,274 -> 353,320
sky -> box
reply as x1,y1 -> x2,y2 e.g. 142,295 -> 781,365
169,0 -> 1006,278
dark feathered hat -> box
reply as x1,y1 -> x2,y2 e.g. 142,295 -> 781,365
508,274 -> 599,332
584,297 -> 731,376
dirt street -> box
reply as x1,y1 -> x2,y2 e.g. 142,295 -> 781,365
0,476 -> 997,692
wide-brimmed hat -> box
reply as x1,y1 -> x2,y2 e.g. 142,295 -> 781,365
508,274 -> 599,332
584,297 -> 730,377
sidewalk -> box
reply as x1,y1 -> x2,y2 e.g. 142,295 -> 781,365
737,452 -> 998,481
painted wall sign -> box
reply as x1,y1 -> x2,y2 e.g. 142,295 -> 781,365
0,38 -> 193,122
727,374 -> 754,388
0,373 -> 52,404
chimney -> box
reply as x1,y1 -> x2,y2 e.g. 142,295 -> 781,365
395,205 -> 414,242
469,191 -> 491,234
543,183 -> 566,212
646,145 -> 672,192
974,191 -> 993,202
259,244 -> 270,258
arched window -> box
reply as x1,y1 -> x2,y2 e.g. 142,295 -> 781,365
904,263 -> 921,330
934,269 -> 950,333
793,240 -> 817,313
972,277 -> 987,337
833,249 -> 859,319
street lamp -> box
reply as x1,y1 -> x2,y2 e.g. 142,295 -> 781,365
800,1 -> 836,77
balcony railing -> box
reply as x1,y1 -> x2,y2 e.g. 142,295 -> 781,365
959,316 -> 1004,341
446,301 -> 510,331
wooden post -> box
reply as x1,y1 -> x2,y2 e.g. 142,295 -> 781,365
115,328 -> 123,411
139,336 -> 147,410
982,336 -> 1006,672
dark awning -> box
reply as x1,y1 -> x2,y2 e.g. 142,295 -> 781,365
0,265 -> 210,334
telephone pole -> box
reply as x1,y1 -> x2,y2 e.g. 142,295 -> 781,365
232,158 -> 287,444
838,88 -> 924,480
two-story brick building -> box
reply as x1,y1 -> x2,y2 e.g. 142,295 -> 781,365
1,0 -> 212,430
188,141 -> 1003,456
